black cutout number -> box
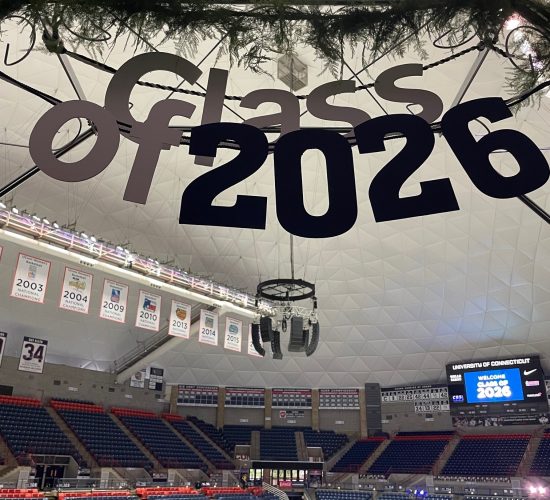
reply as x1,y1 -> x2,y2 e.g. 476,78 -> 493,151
180,123 -> 269,229
355,114 -> 460,222
441,97 -> 550,198
274,129 -> 358,238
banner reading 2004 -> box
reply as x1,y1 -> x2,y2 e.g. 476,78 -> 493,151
59,267 -> 93,314
100,278 -> 129,323
11,253 -> 51,303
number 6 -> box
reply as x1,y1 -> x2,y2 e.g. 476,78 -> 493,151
441,97 -> 549,198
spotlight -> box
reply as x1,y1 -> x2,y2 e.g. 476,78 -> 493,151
90,236 -> 97,242
11,207 -> 19,214
32,214 -> 41,222
0,202 -> 5,209
53,222 -> 60,229
42,218 -> 50,225
81,232 -> 88,239
116,246 -> 124,252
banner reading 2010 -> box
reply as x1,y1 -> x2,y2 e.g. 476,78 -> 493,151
11,253 -> 51,303
136,290 -> 161,331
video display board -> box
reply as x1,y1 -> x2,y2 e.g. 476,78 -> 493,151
446,356 -> 547,417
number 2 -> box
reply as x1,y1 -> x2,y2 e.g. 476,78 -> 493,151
355,114 -> 460,222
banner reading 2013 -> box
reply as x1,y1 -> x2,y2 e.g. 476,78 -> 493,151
168,300 -> 191,338
224,317 -> 242,352
59,267 -> 93,314
136,290 -> 161,331
199,309 -> 218,346
11,253 -> 51,303
99,278 -> 129,323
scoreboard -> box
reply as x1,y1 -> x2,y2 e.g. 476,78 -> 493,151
381,384 -> 449,413
446,356 -> 547,417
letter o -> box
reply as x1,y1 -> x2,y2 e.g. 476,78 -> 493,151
29,100 -> 120,182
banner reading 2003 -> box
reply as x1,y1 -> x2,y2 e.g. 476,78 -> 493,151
11,253 -> 51,303
136,290 -> 161,331
199,309 -> 218,346
100,278 -> 129,323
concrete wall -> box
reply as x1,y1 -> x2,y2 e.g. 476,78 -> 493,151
319,409 -> 360,433
224,407 -> 264,426
0,355 -> 169,412
176,405 -> 217,425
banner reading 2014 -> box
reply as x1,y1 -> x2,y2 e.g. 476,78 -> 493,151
199,309 -> 218,346
136,290 -> 161,331
11,253 -> 51,303
59,267 -> 93,314
99,278 -> 129,323
168,300 -> 191,338
224,317 -> 242,352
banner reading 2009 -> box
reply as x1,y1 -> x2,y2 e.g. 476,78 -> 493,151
59,267 -> 93,314
99,278 -> 129,323
168,300 -> 191,338
199,309 -> 218,346
11,253 -> 51,303
136,290 -> 161,331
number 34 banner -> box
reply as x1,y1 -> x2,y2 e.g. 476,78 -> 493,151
19,336 -> 48,373
11,253 -> 51,303
199,309 -> 218,346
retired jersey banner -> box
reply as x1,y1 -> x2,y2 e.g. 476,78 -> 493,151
224,317 -> 242,352
168,300 -> 191,338
59,267 -> 93,314
18,336 -> 48,373
136,290 -> 161,331
0,332 -> 7,368
99,278 -> 128,323
247,324 -> 263,357
130,368 -> 146,388
199,309 -> 218,346
11,253 -> 51,303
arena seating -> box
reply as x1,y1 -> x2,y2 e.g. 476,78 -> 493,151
0,489 -> 44,500
222,425 -> 262,452
59,492 -> 134,500
331,438 -> 385,472
135,487 -> 199,499
113,408 -> 207,470
367,433 -> 452,475
441,434 -> 530,477
185,416 -> 232,455
0,396 -> 84,465
303,428 -> 348,459
51,400 -> 151,469
316,490 -> 372,500
259,427 -> 297,460
164,416 -> 233,469
529,429 -> 550,475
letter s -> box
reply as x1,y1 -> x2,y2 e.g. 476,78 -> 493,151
374,64 -> 443,123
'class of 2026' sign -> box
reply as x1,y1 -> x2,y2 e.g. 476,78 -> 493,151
29,53 -> 550,238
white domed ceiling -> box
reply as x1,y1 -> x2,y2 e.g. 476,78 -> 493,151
0,6 -> 548,388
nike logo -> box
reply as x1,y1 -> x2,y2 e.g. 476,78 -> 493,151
524,369 -> 537,376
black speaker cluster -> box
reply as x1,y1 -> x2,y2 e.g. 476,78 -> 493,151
252,316 -> 319,358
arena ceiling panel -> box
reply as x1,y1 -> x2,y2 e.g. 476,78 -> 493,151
0,7 -> 548,388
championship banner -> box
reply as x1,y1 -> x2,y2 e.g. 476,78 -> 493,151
135,290 -> 161,331
11,253 -> 51,303
130,368 -> 146,388
59,267 -> 93,314
247,324 -> 263,357
148,367 -> 164,390
168,300 -> 191,338
0,332 -> 7,368
18,336 -> 48,373
224,317 -> 242,352
199,309 -> 218,346
99,278 -> 129,323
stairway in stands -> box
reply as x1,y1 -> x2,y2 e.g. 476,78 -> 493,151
46,406 -> 99,469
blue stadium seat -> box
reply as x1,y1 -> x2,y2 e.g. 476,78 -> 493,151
303,429 -> 348,459
331,439 -> 385,473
